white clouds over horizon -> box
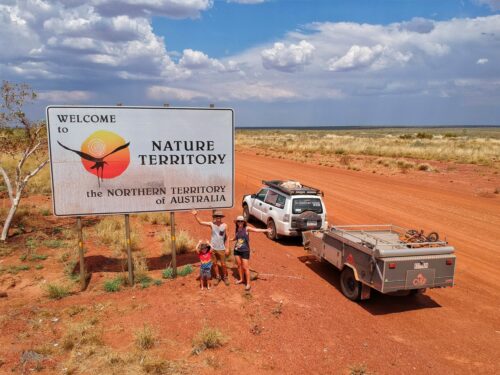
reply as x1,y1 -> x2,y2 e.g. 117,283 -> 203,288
0,1 -> 499,125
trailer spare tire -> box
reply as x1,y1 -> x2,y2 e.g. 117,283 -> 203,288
340,267 -> 362,301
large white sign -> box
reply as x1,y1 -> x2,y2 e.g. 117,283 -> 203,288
46,106 -> 234,216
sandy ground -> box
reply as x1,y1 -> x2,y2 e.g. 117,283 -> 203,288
0,151 -> 499,374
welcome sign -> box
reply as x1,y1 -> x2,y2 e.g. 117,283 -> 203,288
46,106 -> 234,216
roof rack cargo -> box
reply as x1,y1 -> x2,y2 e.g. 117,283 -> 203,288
263,180 -> 324,196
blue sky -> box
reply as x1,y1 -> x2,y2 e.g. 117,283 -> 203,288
1,0 -> 499,126
153,0 -> 493,59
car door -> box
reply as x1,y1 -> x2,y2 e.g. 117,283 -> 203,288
251,188 -> 268,222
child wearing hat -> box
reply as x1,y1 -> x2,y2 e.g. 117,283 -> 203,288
196,240 -> 213,290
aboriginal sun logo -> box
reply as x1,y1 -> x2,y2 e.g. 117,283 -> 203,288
58,130 -> 130,186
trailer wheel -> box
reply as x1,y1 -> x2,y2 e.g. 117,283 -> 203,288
340,267 -> 361,301
267,219 -> 279,241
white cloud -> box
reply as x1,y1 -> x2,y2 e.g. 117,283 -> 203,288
327,45 -> 411,72
179,49 -> 225,71
38,90 -> 92,102
477,58 -> 489,64
261,40 -> 315,72
147,85 -> 208,100
91,0 -> 213,19
475,0 -> 500,11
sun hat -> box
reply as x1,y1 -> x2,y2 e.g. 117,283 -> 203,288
234,215 -> 246,222
212,210 -> 225,218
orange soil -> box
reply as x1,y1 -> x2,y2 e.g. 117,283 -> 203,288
0,151 -> 499,374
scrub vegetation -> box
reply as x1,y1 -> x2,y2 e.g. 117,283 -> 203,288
236,128 -> 500,167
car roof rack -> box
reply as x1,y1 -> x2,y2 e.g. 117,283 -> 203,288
263,180 -> 324,196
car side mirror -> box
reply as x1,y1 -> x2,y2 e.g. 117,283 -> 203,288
251,194 -> 256,198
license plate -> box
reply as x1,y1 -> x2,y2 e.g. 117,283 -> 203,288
405,269 -> 435,289
414,262 -> 429,269
307,221 -> 317,227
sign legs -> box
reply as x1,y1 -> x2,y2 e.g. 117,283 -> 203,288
76,216 -> 86,291
124,214 -> 134,286
170,212 -> 177,277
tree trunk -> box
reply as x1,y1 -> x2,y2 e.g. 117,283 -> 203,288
1,195 -> 20,241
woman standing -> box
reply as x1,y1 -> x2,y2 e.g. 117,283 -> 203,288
230,215 -> 271,291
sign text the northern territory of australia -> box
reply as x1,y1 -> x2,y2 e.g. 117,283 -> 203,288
46,106 -> 234,216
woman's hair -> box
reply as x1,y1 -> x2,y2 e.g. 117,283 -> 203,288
234,220 -> 247,233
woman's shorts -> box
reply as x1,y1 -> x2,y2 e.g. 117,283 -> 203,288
234,250 -> 250,260
200,267 -> 212,279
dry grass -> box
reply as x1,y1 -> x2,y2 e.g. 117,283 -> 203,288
162,230 -> 195,255
192,327 -> 226,355
134,325 -> 156,350
95,217 -> 141,256
236,128 -> 500,166
140,212 -> 171,225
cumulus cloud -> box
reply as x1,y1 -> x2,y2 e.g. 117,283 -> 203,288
261,40 -> 315,72
327,45 -> 411,72
179,49 -> 225,71
477,58 -> 489,64
475,0 -> 500,11
38,90 -> 92,102
148,85 -> 208,100
91,0 -> 213,19
399,17 -> 435,33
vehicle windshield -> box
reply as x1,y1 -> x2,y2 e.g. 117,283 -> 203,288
292,198 -> 323,214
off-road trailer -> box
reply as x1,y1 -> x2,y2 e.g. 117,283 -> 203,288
302,225 -> 456,301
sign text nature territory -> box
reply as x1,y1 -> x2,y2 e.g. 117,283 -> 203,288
46,106 -> 234,216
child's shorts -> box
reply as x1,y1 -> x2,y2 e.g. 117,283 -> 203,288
200,266 -> 212,279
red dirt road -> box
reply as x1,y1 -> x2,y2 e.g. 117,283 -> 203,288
227,151 -> 500,374
1,151 -> 499,374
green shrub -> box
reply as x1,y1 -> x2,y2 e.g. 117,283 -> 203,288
45,283 -> 71,300
29,253 -> 48,261
104,278 -> 123,292
35,264 -> 44,270
178,264 -> 193,277
416,132 -> 433,139
162,267 -> 174,279
44,240 -> 64,248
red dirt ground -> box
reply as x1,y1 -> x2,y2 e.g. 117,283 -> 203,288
1,151 -> 499,374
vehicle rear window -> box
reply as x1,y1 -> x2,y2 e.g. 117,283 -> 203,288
292,198 -> 323,214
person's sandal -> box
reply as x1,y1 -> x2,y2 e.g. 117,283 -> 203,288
223,277 -> 230,286
245,284 -> 251,291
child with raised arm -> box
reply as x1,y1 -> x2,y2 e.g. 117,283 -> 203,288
196,240 -> 213,290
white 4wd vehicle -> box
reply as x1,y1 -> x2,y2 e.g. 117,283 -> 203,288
242,180 -> 328,240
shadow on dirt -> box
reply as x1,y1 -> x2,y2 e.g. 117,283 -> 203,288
72,252 -> 199,275
298,255 -> 441,315
247,219 -> 304,247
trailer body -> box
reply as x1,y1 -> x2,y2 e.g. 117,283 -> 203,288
303,225 -> 456,300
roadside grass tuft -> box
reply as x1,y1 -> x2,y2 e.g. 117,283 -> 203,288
45,283 -> 71,300
43,239 -> 64,248
417,162 -> 432,171
140,213 -> 171,225
134,325 -> 156,350
62,319 -> 102,351
162,267 -> 174,279
192,327 -> 226,355
162,230 -> 195,255
0,264 -> 30,275
104,278 -> 123,292
177,264 -> 193,277
349,363 -> 371,375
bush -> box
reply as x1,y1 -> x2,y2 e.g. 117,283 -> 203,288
140,213 -> 170,225
44,239 -> 64,248
162,230 -> 195,255
135,325 -> 156,350
162,267 -> 174,279
417,163 -> 432,171
104,278 -> 123,292
192,327 -> 226,355
178,264 -> 193,277
45,283 -> 71,300
416,132 -> 433,139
